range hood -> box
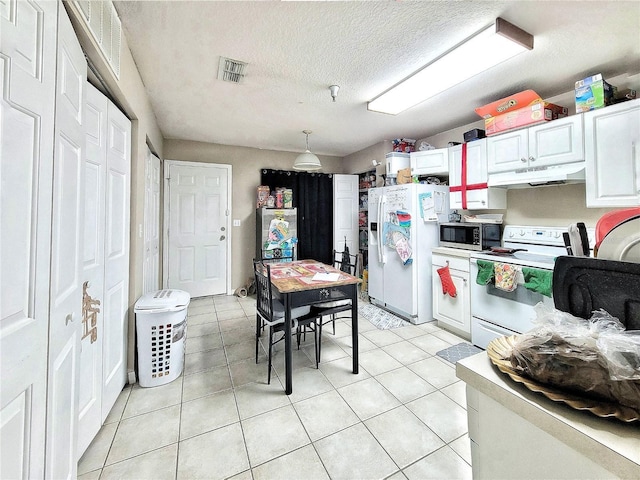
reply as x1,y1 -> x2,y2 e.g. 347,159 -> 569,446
488,162 -> 586,188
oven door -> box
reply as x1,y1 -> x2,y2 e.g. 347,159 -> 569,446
469,258 -> 554,348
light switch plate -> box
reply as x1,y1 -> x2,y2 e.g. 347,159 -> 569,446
233,219 -> 241,227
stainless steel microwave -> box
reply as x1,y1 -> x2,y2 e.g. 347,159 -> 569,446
439,222 -> 501,251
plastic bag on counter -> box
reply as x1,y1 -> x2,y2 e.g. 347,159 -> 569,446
508,303 -> 640,411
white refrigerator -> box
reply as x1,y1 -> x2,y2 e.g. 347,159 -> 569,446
368,184 -> 450,324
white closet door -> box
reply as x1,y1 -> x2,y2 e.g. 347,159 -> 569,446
78,82 -> 107,456
333,174 -> 359,255
46,7 -> 86,479
143,148 -> 161,293
0,1 -> 58,477
101,98 -> 130,421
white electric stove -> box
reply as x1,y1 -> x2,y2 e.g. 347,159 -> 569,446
469,225 -> 594,349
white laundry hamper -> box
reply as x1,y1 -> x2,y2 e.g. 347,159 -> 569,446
134,289 -> 191,387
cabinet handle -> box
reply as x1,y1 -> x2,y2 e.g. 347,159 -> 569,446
65,313 -> 75,325
520,157 -> 527,163
529,156 -> 535,162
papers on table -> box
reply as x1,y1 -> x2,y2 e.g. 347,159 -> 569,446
312,272 -> 340,282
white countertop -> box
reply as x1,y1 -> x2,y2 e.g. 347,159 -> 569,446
432,246 -> 475,258
456,352 -> 640,479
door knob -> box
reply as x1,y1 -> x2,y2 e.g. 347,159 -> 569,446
220,235 -> 226,241
529,156 -> 535,162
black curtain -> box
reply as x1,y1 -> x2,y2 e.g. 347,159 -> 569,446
260,169 -> 333,265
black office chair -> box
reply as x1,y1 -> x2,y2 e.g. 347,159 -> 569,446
253,260 -> 320,384
311,250 -> 359,346
261,246 -> 295,263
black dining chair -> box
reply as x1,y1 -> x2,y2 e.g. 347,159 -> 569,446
311,250 -> 359,346
253,259 -> 320,384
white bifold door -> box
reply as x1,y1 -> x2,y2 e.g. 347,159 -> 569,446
1,1 -> 59,478
143,147 -> 161,294
78,82 -> 131,457
165,161 -> 232,297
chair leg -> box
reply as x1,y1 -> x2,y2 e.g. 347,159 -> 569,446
267,327 -> 273,385
255,315 -> 261,364
317,319 -> 323,367
314,321 -> 320,368
332,314 -> 336,335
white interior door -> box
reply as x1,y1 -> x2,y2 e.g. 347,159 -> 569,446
143,148 -> 161,293
101,97 -> 130,422
78,82 -> 107,456
1,1 -> 58,477
333,174 -> 359,257
165,161 -> 231,297
46,7 -> 86,479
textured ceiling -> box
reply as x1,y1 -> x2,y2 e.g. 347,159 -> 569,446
113,1 -> 640,158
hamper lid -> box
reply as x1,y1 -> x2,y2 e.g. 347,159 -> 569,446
134,289 -> 191,311
553,256 -> 640,330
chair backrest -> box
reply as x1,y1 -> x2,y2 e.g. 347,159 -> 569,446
253,259 -> 275,321
261,246 -> 295,263
333,249 -> 358,276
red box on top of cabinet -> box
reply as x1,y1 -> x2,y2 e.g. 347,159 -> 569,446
484,101 -> 568,136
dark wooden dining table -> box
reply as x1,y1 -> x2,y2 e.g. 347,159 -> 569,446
268,259 -> 361,395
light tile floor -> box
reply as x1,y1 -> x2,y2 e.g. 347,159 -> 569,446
78,295 -> 473,480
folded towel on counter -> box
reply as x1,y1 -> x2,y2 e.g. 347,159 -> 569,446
494,262 -> 519,292
476,259 -> 494,285
522,267 -> 553,297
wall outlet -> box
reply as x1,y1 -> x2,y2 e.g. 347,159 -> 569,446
233,219 -> 241,227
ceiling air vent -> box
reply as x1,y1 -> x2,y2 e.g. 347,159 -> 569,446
218,57 -> 247,84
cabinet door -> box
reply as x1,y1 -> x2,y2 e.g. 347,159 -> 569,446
585,99 -> 640,207
432,262 -> 470,337
487,130 -> 528,173
465,139 -> 488,185
528,115 -> 584,168
411,148 -> 448,175
448,146 -> 464,209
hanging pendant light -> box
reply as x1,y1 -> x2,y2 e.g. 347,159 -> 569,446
293,130 -> 322,171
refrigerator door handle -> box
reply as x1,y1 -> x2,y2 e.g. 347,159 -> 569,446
377,194 -> 385,264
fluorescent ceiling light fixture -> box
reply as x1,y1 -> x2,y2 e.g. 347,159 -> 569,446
293,130 -> 322,171
368,18 -> 533,115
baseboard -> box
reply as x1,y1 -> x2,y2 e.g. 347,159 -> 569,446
127,370 -> 137,385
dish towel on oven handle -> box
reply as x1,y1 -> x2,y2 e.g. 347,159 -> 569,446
522,267 -> 553,297
494,262 -> 519,292
475,259 -> 495,285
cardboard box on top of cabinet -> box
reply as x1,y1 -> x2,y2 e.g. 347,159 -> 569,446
475,90 -> 568,136
484,101 -> 568,135
575,74 -> 614,113
474,90 -> 542,118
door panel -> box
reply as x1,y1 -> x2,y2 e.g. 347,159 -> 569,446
47,7 -> 86,478
102,100 -> 130,422
143,149 -> 161,293
78,83 -> 106,456
167,163 -> 230,297
333,174 -> 359,255
1,1 -> 57,477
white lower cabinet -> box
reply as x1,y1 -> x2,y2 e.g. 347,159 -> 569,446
584,98 -> 640,207
432,253 -> 471,339
467,387 -> 622,479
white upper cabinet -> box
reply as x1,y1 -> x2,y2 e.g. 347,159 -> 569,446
584,99 -> 640,207
449,139 -> 507,210
487,115 -> 584,173
410,148 -> 449,176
